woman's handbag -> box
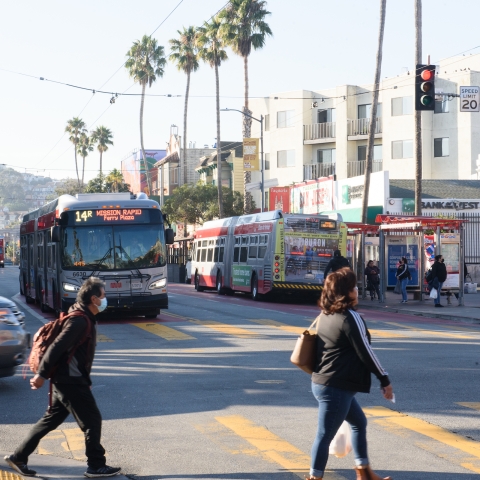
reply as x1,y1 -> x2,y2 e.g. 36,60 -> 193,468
393,279 -> 401,294
290,317 -> 319,374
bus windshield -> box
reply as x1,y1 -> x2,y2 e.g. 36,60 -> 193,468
61,225 -> 166,270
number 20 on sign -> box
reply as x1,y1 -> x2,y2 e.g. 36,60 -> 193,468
460,86 -> 480,112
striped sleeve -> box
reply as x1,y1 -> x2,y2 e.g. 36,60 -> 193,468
345,310 -> 390,387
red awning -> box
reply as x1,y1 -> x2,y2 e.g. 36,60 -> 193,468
374,214 -> 466,229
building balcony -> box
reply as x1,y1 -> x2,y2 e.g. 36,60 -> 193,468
303,122 -> 336,144
303,162 -> 336,181
347,159 -> 383,178
347,117 -> 382,139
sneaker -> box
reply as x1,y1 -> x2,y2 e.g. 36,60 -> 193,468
435,304 -> 444,308
84,465 -> 122,478
4,454 -> 37,476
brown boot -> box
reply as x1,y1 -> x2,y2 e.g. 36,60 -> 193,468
355,465 -> 392,480
305,477 -> 322,480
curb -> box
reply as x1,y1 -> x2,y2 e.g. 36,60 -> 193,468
358,302 -> 480,325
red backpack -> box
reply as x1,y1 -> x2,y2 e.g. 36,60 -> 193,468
27,310 -> 92,378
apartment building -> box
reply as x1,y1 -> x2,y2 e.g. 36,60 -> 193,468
248,55 -> 480,206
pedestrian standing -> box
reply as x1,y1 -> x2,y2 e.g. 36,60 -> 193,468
364,260 -> 381,301
431,254 -> 447,307
4,277 -> 122,478
395,257 -> 411,304
307,267 -> 394,480
324,250 -> 350,279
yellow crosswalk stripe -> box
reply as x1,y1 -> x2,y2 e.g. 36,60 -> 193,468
249,319 -> 305,335
38,427 -> 86,460
385,322 -> 476,339
365,406 -> 480,473
189,320 -> 261,338
368,329 -> 408,339
132,323 -> 195,340
0,470 -> 24,480
457,402 -> 480,411
215,415 -> 348,480
97,333 -> 114,342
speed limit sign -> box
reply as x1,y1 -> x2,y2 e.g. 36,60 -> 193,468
460,86 -> 480,112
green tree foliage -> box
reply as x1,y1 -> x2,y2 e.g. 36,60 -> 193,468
65,117 -> 87,186
0,168 -> 28,210
85,171 -> 131,194
162,183 -> 247,226
91,126 -> 114,175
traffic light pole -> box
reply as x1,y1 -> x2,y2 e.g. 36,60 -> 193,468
414,0 -> 422,216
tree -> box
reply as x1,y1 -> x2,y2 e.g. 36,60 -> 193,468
169,26 -> 200,186
77,133 -> 94,187
0,168 -> 28,210
91,126 -> 114,175
414,0 -> 422,215
361,0 -> 386,224
65,117 -> 87,186
197,17 -> 228,218
85,171 -> 131,194
125,35 -> 166,196
106,169 -> 126,193
219,0 -> 272,213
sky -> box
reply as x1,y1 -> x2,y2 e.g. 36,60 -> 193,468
1,0 -> 480,182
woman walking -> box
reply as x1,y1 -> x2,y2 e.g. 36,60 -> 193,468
307,268 -> 394,480
395,257 -> 410,304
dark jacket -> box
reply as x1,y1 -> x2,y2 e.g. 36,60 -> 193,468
38,302 -> 97,386
364,265 -> 380,284
324,256 -> 350,278
312,309 -> 390,393
431,260 -> 447,282
396,264 -> 410,281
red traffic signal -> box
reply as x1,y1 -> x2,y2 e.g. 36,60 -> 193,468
415,65 -> 436,111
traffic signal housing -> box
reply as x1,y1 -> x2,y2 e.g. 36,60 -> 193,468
415,64 -> 436,111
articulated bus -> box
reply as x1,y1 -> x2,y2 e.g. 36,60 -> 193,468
191,210 -> 347,299
20,193 -> 174,317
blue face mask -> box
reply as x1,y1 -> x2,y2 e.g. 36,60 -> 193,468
97,297 -> 108,312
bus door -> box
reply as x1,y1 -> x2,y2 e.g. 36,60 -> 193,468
232,235 -> 251,292
37,231 -> 46,303
46,230 -> 57,309
27,234 -> 35,299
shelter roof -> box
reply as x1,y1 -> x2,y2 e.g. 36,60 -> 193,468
375,214 -> 466,230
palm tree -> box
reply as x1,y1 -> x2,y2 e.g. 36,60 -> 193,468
219,0 -> 272,213
77,133 -> 94,187
197,17 -> 228,218
65,117 -> 87,186
169,26 -> 200,186
91,126 -> 114,176
106,169 -> 124,193
361,0 -> 387,224
125,35 -> 166,195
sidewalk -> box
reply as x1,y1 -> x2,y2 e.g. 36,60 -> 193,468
1,452 -> 129,480
358,289 -> 480,324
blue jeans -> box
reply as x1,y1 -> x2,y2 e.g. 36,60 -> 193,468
401,278 -> 408,301
434,281 -> 444,305
310,383 -> 368,477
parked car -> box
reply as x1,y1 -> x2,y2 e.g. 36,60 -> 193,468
0,296 -> 29,378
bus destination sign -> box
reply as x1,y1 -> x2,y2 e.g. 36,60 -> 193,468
74,209 -> 149,224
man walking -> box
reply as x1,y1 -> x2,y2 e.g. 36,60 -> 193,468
430,254 -> 447,307
4,277 -> 121,478
324,249 -> 350,279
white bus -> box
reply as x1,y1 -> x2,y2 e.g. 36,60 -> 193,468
20,193 -> 174,317
191,210 -> 347,299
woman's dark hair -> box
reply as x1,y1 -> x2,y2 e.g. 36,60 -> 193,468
77,277 -> 105,305
319,267 -> 357,314
435,254 -> 442,262
401,256 -> 408,264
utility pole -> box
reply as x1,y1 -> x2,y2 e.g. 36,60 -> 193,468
414,0 -> 422,215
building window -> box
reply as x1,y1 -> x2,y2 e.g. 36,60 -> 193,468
317,149 -> 336,164
358,103 -> 382,119
434,138 -> 449,157
265,114 -> 270,131
434,99 -> 449,113
277,150 -> 295,167
265,153 -> 270,170
277,110 -> 295,128
358,145 -> 382,161
392,96 -> 413,116
392,140 -> 413,159
318,108 -> 336,123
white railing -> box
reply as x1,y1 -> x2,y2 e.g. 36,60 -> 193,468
347,159 -> 383,178
303,162 -> 336,181
347,117 -> 382,136
303,122 -> 336,141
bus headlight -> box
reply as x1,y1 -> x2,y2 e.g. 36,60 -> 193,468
63,282 -> 80,292
149,278 -> 167,290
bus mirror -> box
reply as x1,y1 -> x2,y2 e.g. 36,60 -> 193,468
165,228 -> 174,245
52,226 -> 61,243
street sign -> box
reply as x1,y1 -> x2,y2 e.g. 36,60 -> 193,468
460,86 -> 480,112
243,138 -> 259,171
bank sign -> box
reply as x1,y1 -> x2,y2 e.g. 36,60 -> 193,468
387,198 -> 480,215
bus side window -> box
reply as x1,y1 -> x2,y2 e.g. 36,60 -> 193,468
207,247 -> 214,262
219,241 -> 224,263
196,244 -> 201,262
200,248 -> 207,262
249,235 -> 258,258
214,246 -> 219,262
240,236 -> 248,262
258,235 -> 268,259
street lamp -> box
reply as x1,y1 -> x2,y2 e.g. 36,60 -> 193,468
220,108 -> 265,212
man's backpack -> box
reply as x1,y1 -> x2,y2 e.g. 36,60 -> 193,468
425,268 -> 434,283
27,311 -> 91,378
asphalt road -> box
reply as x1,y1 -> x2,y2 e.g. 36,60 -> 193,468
1,265 -> 480,479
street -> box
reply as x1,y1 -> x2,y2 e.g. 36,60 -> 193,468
1,265 -> 480,479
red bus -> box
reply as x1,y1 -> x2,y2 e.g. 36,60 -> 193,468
0,238 -> 4,268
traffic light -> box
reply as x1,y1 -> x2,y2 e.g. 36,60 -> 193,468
415,64 -> 436,111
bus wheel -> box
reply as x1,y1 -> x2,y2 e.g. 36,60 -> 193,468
251,275 -> 261,301
145,310 -> 158,319
195,273 -> 205,292
216,273 -> 225,295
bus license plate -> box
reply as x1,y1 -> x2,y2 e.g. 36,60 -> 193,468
131,282 -> 142,289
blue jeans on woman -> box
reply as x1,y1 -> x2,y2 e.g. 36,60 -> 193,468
434,281 -> 444,305
401,277 -> 408,302
310,383 -> 368,478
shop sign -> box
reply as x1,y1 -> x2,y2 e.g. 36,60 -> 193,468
290,176 -> 334,214
269,186 -> 290,212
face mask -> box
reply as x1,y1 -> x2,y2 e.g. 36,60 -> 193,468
97,297 -> 108,312
441,259 -> 444,263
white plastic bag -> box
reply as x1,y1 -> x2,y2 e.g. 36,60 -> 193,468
329,421 -> 352,458
429,287 -> 438,299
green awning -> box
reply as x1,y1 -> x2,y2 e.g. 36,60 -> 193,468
321,206 -> 383,224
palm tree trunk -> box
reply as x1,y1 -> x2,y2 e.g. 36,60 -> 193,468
74,148 -> 80,187
243,55 -> 253,214
81,155 -> 86,187
140,82 -> 152,195
414,0 -> 422,215
100,150 -> 103,176
183,71 -> 191,186
215,62 -> 224,219
361,0 -> 386,224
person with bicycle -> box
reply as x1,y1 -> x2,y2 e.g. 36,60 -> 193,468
364,260 -> 380,302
